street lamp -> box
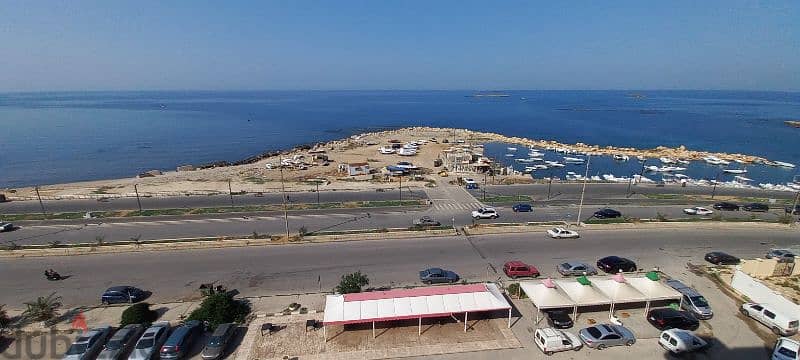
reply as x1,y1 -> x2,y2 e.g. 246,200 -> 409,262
711,171 -> 722,199
575,155 -> 591,226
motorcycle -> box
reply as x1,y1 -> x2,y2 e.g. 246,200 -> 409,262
45,270 -> 63,281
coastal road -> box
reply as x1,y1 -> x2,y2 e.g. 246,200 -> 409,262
472,183 -> 798,201
2,203 -> 793,246
0,188 -> 426,214
0,227 -> 797,308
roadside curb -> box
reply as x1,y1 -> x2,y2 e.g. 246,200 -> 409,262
463,220 -> 797,236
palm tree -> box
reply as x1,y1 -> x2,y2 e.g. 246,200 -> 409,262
0,304 -> 10,329
22,293 -> 62,324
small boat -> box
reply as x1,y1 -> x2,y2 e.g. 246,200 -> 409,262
563,157 -> 585,164
676,159 -> 690,165
378,147 -> 395,154
659,157 -> 676,164
703,156 -> 730,165
734,175 -> 753,182
659,166 -> 686,172
637,156 -> 647,162
645,165 -> 660,172
775,161 -> 796,169
528,151 -> 545,157
505,154 -> 515,157
534,164 -> 548,170
613,154 -> 630,161
723,169 -> 747,174
734,159 -> 748,164
544,161 -> 565,168
674,174 -> 690,179
507,147 -> 518,151
523,167 -> 535,173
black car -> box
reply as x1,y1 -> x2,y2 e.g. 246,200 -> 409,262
593,208 -> 622,219
647,308 -> 699,330
596,256 -> 637,274
713,202 -> 740,211
546,310 -> 573,329
742,203 -> 769,212
704,251 -> 740,265
786,205 -> 800,215
101,286 -> 146,305
512,203 -> 533,212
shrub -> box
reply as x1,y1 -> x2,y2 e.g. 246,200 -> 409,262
187,294 -> 250,330
0,304 -> 10,328
120,303 -> 158,326
335,271 -> 369,294
506,283 -> 528,299
22,293 -> 62,323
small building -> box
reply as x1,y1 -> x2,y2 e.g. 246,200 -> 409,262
340,162 -> 370,176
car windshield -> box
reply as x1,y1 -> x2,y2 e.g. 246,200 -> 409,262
105,339 -> 124,350
587,327 -> 602,338
66,343 -> 88,355
691,296 -> 709,307
136,338 -> 155,349
206,336 -> 224,347
778,347 -> 797,358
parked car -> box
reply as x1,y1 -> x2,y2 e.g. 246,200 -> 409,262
464,178 -> 479,189
502,261 -> 539,279
511,203 -> 533,212
0,222 -> 14,232
101,286 -> 146,305
647,308 -> 699,330
98,324 -> 144,360
786,205 -> 800,215
713,202 -> 740,211
665,279 -> 713,319
160,320 -> 203,360
683,206 -> 713,215
741,303 -> 799,336
578,324 -> 635,349
471,207 -> 498,219
545,310 -> 574,329
201,323 -> 237,360
704,251 -> 740,265
767,249 -> 797,261
129,322 -> 171,360
534,328 -> 582,355
592,208 -> 622,219
63,326 -> 113,360
557,261 -> 598,276
596,256 -> 637,274
658,329 -> 708,355
743,203 -> 769,212
772,337 -> 800,360
419,268 -> 459,284
547,227 -> 579,239
412,216 -> 441,227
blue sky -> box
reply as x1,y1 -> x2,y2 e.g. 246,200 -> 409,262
1,1 -> 797,91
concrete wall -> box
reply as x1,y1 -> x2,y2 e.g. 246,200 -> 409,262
730,270 -> 800,319
741,258 -> 780,279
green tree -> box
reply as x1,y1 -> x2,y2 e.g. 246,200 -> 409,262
335,271 -> 369,294
120,303 -> 158,326
0,304 -> 10,328
187,294 -> 250,330
22,293 -> 62,323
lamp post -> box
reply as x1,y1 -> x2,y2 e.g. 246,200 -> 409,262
711,171 -> 721,199
575,155 -> 591,226
547,169 -> 554,200
279,157 -> 290,239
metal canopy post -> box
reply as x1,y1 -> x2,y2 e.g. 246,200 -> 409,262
372,321 -> 375,339
464,312 -> 468,332
418,317 -> 422,336
679,296 -> 684,309
508,308 -> 512,328
573,306 -> 578,320
645,301 -> 651,318
323,325 -> 326,342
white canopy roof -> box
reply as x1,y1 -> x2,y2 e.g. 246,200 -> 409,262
593,279 -> 648,303
555,279 -> 612,306
519,281 -> 574,310
627,277 -> 682,301
323,283 -> 510,326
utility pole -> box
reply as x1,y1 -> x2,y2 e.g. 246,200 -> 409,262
791,191 -> 800,224
34,186 -> 46,216
626,177 -> 633,196
279,157 -> 290,239
575,156 -> 591,226
711,172 -> 720,199
399,175 -> 403,203
483,172 -> 487,201
316,181 -> 320,208
227,180 -> 234,207
547,175 -> 553,200
134,184 -> 143,212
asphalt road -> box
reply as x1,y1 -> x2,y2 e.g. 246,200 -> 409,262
0,188 -> 427,214
0,227 -> 796,308
2,203 -> 792,246
473,183 -> 798,201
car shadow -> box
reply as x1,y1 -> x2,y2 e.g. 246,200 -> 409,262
661,336 -> 772,360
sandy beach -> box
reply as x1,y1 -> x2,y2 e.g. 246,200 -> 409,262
1,127 -> 779,199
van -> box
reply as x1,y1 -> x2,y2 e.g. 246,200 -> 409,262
665,279 -> 713,319
160,320 -> 203,359
741,303 -> 799,336
534,327 -> 582,355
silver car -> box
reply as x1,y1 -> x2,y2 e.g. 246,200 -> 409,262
557,261 -> 597,276
98,324 -> 144,360
63,326 -> 113,360
579,324 -> 636,349
128,322 -> 170,360
766,249 -> 795,261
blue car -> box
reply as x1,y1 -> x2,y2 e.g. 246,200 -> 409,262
512,203 -> 533,212
419,268 -> 460,284
101,286 -> 146,305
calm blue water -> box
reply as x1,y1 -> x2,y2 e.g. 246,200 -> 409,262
0,90 -> 798,188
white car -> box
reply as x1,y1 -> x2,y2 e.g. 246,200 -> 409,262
471,207 -> 498,219
683,206 -> 713,215
658,329 -> 708,355
534,328 -> 582,355
773,337 -> 800,360
547,227 -> 579,239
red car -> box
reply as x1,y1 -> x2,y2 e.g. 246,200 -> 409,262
503,261 -> 540,279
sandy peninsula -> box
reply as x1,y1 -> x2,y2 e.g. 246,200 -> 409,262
2,127 -> 776,200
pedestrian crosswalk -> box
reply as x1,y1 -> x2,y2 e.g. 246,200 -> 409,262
432,201 -> 484,211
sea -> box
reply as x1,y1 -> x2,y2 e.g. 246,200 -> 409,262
0,90 -> 798,189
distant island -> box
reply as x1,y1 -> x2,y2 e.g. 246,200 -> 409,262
785,120 -> 800,128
